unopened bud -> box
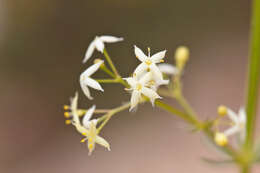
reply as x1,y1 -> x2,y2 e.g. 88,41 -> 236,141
175,46 -> 189,70
218,105 -> 227,116
214,132 -> 228,146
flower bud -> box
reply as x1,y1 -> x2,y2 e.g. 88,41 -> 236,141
218,105 -> 227,116
214,132 -> 228,146
175,46 -> 189,70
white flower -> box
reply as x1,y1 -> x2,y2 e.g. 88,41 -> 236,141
223,107 -> 246,138
158,63 -> 179,75
68,93 -> 110,155
133,45 -> 166,80
80,60 -> 104,100
124,72 -> 162,111
82,35 -> 124,63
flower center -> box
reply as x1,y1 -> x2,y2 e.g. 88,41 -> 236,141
145,59 -> 152,65
136,83 -> 142,91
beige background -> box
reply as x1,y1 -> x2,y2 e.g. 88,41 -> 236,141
1,0 -> 259,172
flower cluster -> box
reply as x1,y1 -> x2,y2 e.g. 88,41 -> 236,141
214,105 -> 247,146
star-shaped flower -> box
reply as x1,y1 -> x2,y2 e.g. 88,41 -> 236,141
80,60 -> 104,100
133,45 -> 166,80
223,107 -> 246,138
82,35 -> 123,63
68,93 -> 110,155
124,72 -> 162,111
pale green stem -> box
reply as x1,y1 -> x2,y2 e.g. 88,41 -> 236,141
100,65 -> 116,78
244,0 -> 260,151
96,79 -> 119,83
103,48 -> 120,76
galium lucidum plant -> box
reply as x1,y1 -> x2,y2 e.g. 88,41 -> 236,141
63,1 -> 260,171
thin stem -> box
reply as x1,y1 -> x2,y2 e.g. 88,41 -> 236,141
96,79 -> 118,83
100,65 -> 116,78
244,0 -> 260,150
103,48 -> 120,76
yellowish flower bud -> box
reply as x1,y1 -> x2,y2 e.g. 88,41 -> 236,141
218,105 -> 227,116
63,105 -> 70,110
65,120 -> 72,125
214,132 -> 228,146
64,112 -> 70,118
175,46 -> 189,70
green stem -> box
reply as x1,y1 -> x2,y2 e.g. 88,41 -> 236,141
244,0 -> 260,150
96,79 -> 118,83
103,49 -> 120,76
100,65 -> 116,78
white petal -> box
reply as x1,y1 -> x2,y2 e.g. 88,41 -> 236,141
95,38 -> 105,52
84,77 -> 104,91
158,63 -> 178,75
141,87 -> 161,105
150,50 -> 166,63
139,72 -> 153,85
238,107 -> 246,124
227,109 -> 239,124
81,60 -> 104,77
100,35 -> 123,43
150,63 -> 163,80
130,90 -> 141,111
134,62 -> 147,78
82,40 -> 96,63
83,105 -> 96,128
71,92 -> 80,124
224,126 -> 240,137
95,135 -> 111,151
134,45 -> 147,62
124,77 -> 137,88
80,79 -> 93,100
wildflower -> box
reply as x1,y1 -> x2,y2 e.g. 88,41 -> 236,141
124,72 -> 162,111
158,63 -> 179,75
82,35 -> 124,63
133,45 -> 166,80
67,93 -> 110,155
214,106 -> 246,146
223,107 -> 246,138
80,60 -> 104,100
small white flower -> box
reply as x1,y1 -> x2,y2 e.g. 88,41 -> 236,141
158,63 -> 179,75
82,35 -> 124,63
133,45 -> 166,80
224,107 -> 246,138
68,94 -> 110,155
124,72 -> 162,111
80,60 -> 104,100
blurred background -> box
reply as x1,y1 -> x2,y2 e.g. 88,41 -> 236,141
1,0 -> 259,172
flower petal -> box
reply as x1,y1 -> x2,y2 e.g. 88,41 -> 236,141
95,135 -> 111,151
150,63 -> 163,80
158,63 -> 178,75
84,77 -> 104,91
82,40 -> 96,63
83,105 -> 96,128
139,72 -> 152,85
80,79 -> 93,100
95,38 -> 105,52
130,90 -> 141,111
134,45 -> 147,62
100,35 -> 123,43
81,60 -> 104,77
134,62 -> 147,78
150,50 -> 166,63
238,107 -> 246,124
141,87 -> 161,106
224,126 -> 240,137
124,77 -> 137,88
227,109 -> 239,124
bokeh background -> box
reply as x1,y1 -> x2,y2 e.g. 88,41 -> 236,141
1,0 -> 260,172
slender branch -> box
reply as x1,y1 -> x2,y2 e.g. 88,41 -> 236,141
103,48 -> 120,76
95,79 -> 118,83
244,0 -> 260,150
